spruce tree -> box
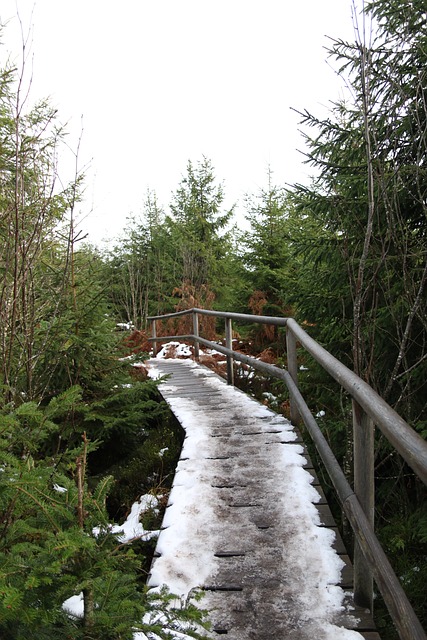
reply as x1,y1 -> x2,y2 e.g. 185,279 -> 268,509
168,157 -> 234,304
288,2 -> 427,632
241,168 -> 295,318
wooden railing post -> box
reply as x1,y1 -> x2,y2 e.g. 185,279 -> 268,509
193,311 -> 200,361
286,325 -> 300,425
151,319 -> 157,357
352,399 -> 374,612
225,317 -> 234,385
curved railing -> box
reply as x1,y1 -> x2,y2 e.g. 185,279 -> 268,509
148,308 -> 427,640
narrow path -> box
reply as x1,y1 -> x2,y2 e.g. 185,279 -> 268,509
147,358 -> 379,640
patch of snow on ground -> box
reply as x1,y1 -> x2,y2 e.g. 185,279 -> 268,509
116,322 -> 135,331
155,341 -> 193,359
204,347 -> 225,356
263,391 -> 277,401
93,494 -> 160,543
147,363 -> 162,379
53,483 -> 67,493
148,395 -> 219,595
64,494 -> 161,621
175,343 -> 193,357
62,592 -> 84,618
134,629 -> 197,640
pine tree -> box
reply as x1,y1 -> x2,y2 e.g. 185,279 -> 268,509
292,0 -> 427,417
241,168 -> 295,318
0,58 -> 77,402
107,190 -> 179,329
288,2 -> 427,632
0,389 -> 207,639
168,157 -> 234,301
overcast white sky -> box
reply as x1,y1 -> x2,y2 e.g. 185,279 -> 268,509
1,1 -> 357,246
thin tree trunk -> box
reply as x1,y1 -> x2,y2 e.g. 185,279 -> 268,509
353,39 -> 375,380
83,587 -> 95,631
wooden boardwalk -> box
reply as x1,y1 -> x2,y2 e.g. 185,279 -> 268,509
147,358 -> 380,640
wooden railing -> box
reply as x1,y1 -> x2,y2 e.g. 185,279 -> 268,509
148,308 -> 427,640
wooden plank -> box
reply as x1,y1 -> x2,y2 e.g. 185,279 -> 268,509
312,484 -> 328,504
343,601 -> 378,631
316,503 -> 337,527
339,554 -> 353,588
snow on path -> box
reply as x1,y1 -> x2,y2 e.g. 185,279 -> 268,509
148,357 -> 363,639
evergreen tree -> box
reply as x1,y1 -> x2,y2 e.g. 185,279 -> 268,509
241,168 -> 295,318
288,3 -> 427,632
0,392 -> 205,639
168,157 -> 234,304
107,190 -> 179,329
0,58 -> 77,402
0,37 -> 208,639
33,243 -> 122,400
291,0 -> 427,416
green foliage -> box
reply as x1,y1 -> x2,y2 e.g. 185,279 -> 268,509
240,169 -> 294,314
0,46 -> 208,637
290,0 -> 427,418
167,157 -> 234,306
0,459 -> 144,636
137,586 -> 209,640
106,190 -> 180,328
106,158 -> 240,330
284,3 -> 427,633
83,383 -> 183,516
0,389 -> 206,639
31,244 -> 123,401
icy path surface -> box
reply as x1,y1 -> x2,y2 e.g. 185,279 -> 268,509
147,358 -> 364,640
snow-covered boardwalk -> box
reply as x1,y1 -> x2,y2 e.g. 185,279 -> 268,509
147,358 -> 379,640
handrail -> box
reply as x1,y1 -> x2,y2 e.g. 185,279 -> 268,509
148,308 -> 427,640
148,307 -> 289,326
286,318 -> 427,484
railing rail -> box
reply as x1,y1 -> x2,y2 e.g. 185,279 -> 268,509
148,308 -> 427,640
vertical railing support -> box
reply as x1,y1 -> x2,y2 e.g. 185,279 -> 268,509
151,319 -> 157,357
193,311 -> 200,361
353,399 -> 374,613
225,317 -> 234,385
286,325 -> 300,425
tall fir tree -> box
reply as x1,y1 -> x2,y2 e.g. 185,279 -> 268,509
241,168 -> 295,318
168,157 -> 234,305
288,3 -> 427,633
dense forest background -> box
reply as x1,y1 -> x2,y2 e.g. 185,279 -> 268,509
1,1 -> 426,638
